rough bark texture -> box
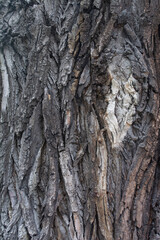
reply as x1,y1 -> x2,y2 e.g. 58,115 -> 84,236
0,0 -> 160,239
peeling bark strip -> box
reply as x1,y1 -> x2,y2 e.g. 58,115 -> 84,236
0,0 -> 160,239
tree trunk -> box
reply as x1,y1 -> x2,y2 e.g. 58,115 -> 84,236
0,0 -> 160,239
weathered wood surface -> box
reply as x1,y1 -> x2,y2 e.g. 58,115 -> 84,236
0,0 -> 160,239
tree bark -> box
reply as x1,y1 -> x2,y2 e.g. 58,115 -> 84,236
0,0 -> 160,239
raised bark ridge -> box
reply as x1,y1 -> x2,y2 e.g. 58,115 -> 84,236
0,0 -> 160,239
